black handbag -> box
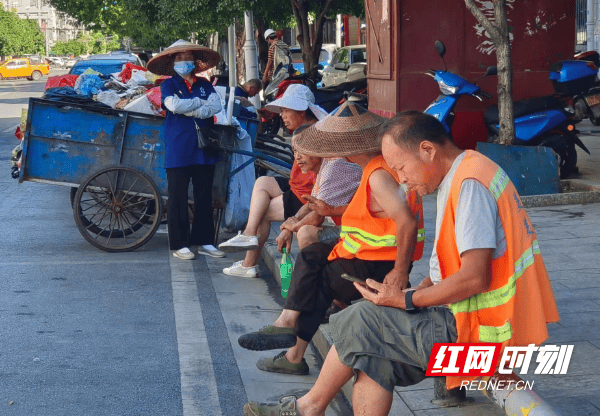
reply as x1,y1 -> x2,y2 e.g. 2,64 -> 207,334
194,121 -> 220,152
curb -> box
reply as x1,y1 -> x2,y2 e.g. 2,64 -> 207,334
521,180 -> 600,207
260,238 -> 563,416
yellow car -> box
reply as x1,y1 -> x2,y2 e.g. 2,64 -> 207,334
0,58 -> 50,81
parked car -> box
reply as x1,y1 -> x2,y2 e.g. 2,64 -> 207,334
0,58 -> 50,81
289,43 -> 337,74
69,51 -> 143,76
64,58 -> 78,68
321,45 -> 367,87
47,57 -> 66,67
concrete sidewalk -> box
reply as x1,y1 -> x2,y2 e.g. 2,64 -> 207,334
209,122 -> 600,415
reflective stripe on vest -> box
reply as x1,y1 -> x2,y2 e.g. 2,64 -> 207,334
340,226 -> 396,247
341,233 -> 361,254
449,240 -> 541,315
490,167 -> 510,200
479,321 -> 513,343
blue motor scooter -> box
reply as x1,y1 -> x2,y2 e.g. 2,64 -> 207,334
424,41 -> 590,178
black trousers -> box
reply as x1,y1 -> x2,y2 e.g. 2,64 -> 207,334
284,241 -> 410,343
166,164 -> 215,250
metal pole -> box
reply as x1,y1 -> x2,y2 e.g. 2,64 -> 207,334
336,15 -> 342,48
227,24 -> 236,125
243,11 -> 261,109
588,0 -> 595,51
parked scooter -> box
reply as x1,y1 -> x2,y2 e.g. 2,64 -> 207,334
424,40 -> 589,178
553,51 -> 600,125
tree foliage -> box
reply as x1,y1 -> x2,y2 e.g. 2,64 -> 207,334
52,32 -> 121,56
0,8 -> 45,56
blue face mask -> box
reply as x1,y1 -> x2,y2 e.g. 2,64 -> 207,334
174,60 -> 195,75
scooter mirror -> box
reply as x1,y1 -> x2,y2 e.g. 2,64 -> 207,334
484,66 -> 497,76
434,41 -> 446,58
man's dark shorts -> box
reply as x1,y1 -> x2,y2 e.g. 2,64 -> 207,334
275,176 -> 304,220
330,302 -> 457,392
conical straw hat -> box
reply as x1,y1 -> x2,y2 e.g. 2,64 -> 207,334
294,101 -> 387,157
147,39 -> 221,76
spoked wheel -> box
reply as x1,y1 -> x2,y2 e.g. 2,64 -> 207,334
73,165 -> 163,252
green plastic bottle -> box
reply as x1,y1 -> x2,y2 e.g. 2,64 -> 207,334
280,247 -> 293,299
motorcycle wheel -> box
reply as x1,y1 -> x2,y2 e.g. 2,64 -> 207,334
590,115 -> 600,126
539,134 -> 578,179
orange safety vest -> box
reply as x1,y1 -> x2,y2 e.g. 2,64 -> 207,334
328,155 -> 425,262
437,151 -> 560,389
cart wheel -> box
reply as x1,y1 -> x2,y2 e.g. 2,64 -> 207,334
73,165 -> 163,252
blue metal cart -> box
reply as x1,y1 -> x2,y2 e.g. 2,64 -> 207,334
20,98 -> 292,252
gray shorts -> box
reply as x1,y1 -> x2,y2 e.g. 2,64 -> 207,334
330,302 -> 457,392
317,225 -> 341,243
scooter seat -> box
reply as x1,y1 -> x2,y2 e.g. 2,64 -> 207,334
483,95 -> 563,125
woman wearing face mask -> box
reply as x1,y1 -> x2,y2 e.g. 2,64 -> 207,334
148,40 -> 225,260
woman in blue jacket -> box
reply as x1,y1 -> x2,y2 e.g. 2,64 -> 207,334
148,40 -> 226,260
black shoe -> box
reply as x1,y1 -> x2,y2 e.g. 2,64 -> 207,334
238,325 -> 297,351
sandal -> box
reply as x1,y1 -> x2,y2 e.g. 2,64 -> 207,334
243,395 -> 300,416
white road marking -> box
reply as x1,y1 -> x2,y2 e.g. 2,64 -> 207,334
169,253 -> 223,416
2,124 -> 18,133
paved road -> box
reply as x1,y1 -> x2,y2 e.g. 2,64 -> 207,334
0,74 -> 348,415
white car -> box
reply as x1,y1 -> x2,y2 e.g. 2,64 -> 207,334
321,45 -> 367,87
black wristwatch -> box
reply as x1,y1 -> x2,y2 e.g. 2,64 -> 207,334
405,290 -> 420,313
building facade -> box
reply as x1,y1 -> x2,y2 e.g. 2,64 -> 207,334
5,0 -> 84,53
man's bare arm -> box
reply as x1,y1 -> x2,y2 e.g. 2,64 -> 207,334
369,169 -> 417,288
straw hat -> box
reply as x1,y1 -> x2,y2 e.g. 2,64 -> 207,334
294,101 -> 387,157
147,39 -> 221,76
265,84 -> 328,120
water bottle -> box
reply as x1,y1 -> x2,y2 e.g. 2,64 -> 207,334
280,247 -> 293,299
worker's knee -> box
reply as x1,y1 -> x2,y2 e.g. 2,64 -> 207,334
297,225 -> 320,249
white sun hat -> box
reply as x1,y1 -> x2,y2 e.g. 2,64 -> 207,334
264,29 -> 276,40
265,84 -> 329,120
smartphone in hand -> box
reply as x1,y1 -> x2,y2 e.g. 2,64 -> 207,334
340,273 -> 368,287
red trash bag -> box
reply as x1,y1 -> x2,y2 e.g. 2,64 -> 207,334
119,63 -> 147,83
146,86 -> 165,116
44,75 -> 78,90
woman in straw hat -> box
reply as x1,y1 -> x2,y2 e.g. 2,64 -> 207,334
218,84 -> 328,278
147,40 -> 225,260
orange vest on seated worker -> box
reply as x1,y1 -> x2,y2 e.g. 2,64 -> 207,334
438,151 -> 560,389
328,155 -> 425,262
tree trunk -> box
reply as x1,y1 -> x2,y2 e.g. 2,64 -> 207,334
255,16 -> 269,75
464,0 -> 515,145
292,0 -> 333,74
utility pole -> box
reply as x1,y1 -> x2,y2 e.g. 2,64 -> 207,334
227,24 -> 237,125
243,10 -> 260,109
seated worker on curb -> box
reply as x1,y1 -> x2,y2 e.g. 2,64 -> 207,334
242,111 -> 560,416
237,102 -> 425,377
275,154 -> 362,252
218,84 -> 328,278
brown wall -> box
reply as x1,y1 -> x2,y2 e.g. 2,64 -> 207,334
366,0 -> 576,148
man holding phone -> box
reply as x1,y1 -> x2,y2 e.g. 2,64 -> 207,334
237,102 -> 425,376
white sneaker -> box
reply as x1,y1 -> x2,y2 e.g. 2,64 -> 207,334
223,260 -> 258,278
218,231 -> 259,252
197,245 -> 226,258
173,247 -> 195,260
